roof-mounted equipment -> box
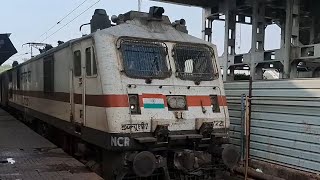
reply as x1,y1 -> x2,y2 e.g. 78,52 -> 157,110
80,9 -> 112,33
149,6 -> 164,19
172,19 -> 188,33
90,9 -> 111,33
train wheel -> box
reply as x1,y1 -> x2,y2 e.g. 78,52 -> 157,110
101,150 -> 127,180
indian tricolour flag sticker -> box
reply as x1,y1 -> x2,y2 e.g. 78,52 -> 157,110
142,94 -> 165,109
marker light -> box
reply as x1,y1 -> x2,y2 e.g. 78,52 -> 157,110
129,94 -> 141,114
210,95 -> 220,112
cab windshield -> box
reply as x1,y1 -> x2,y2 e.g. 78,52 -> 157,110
173,44 -> 217,81
120,39 -> 170,79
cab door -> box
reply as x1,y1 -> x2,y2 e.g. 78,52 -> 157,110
72,43 -> 85,126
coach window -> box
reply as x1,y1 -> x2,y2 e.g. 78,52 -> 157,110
92,48 -> 97,75
85,47 -> 97,76
17,68 -> 21,89
9,71 -> 12,83
44,56 -> 54,93
74,50 -> 82,77
28,71 -> 31,82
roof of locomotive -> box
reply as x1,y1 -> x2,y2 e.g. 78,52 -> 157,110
7,35 -> 93,69
10,10 -> 215,70
94,11 -> 213,46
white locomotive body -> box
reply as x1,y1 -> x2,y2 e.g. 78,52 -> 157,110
1,8 -> 234,179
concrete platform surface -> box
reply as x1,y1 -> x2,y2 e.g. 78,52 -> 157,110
0,109 -> 103,180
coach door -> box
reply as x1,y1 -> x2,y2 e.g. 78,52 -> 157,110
72,43 -> 85,127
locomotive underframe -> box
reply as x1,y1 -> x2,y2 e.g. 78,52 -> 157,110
8,101 -> 230,179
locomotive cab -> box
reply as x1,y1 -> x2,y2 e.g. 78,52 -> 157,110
88,7 -> 236,179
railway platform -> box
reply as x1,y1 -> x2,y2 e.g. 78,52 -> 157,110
0,108 -> 102,180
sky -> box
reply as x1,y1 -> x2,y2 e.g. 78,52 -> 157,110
1,0 -> 281,65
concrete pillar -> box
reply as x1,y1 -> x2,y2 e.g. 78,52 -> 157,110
256,67 -> 264,79
313,15 -> 320,44
202,8 -> 213,42
222,0 -> 236,81
279,22 -> 286,78
285,0 -> 300,79
310,17 -> 315,44
250,0 -> 265,80
283,0 -> 293,79
229,66 -> 235,81
290,0 -> 301,78
290,61 -> 299,78
280,22 -> 286,48
291,0 -> 300,47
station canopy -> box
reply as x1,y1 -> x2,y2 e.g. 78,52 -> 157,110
0,34 -> 17,65
153,0 -> 287,8
153,0 -> 215,7
153,0 -> 288,20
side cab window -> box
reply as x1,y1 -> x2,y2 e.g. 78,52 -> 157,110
73,50 -> 82,77
85,47 -> 97,77
43,55 -> 54,93
16,68 -> 21,89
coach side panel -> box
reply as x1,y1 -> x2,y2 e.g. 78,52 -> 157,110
9,48 -> 71,123
8,40 -> 108,134
0,73 -> 9,106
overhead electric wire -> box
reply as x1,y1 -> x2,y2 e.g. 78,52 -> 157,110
7,53 -> 29,62
10,52 -> 29,57
41,0 -> 101,43
38,0 -> 90,40
6,52 -> 29,62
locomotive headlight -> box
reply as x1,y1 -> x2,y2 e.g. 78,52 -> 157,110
167,96 -> 187,110
129,94 -> 141,114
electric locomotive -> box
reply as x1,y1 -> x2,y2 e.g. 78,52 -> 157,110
0,7 -> 239,180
